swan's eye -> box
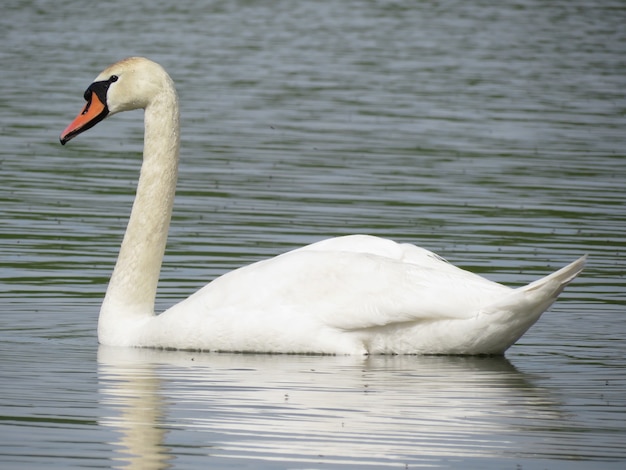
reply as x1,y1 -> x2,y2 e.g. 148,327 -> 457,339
109,75 -> 119,83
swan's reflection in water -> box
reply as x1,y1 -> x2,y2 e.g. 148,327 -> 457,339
98,349 -> 173,469
98,347 -> 562,468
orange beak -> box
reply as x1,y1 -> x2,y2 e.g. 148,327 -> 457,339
59,90 -> 109,145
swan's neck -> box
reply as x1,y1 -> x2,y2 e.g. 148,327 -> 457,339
99,88 -> 180,339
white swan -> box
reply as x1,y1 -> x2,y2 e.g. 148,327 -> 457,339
60,57 -> 585,355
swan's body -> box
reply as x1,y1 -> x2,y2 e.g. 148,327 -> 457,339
60,57 -> 586,355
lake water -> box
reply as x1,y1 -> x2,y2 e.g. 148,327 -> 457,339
1,0 -> 625,468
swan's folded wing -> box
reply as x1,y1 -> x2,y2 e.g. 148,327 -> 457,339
192,243 -> 511,333
296,251 -> 509,331
289,234 -> 448,266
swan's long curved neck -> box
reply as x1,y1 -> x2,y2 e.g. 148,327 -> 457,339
99,88 -> 180,334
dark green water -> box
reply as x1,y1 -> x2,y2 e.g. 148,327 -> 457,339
1,0 -> 625,468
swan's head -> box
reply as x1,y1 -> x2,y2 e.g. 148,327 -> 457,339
60,57 -> 175,145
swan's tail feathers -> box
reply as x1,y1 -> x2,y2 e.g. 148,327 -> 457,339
506,254 -> 587,316
484,254 -> 587,316
520,254 -> 587,299
476,255 -> 587,354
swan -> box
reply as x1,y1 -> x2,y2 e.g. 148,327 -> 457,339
59,57 -> 586,355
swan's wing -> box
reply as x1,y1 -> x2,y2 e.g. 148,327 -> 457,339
290,234 -> 449,267
187,235 -> 511,332
281,251 -> 509,330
